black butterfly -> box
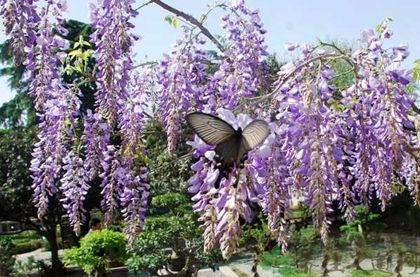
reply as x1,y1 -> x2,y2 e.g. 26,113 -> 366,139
186,112 -> 270,174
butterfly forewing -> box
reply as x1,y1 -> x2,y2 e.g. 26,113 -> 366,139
186,112 -> 236,145
242,120 -> 270,150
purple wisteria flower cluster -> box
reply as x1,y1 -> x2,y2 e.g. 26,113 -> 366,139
168,5 -> 417,258
2,0 -> 419,259
88,0 -> 149,242
2,0 -> 150,243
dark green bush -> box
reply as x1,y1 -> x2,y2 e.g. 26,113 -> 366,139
13,239 -> 46,254
63,230 -> 129,277
127,193 -> 222,276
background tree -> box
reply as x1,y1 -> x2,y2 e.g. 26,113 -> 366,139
0,19 -> 97,275
0,127 -> 64,274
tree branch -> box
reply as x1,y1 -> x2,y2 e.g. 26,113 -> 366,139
135,0 -> 153,11
234,54 -> 344,112
150,0 -> 225,52
134,61 -> 158,69
412,102 -> 420,115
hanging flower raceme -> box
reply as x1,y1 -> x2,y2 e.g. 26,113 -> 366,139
25,1 -> 69,111
61,151 -> 90,236
89,0 -> 150,240
119,72 -> 148,158
26,1 -> 73,221
348,27 -> 416,211
31,84 -> 83,219
83,110 -> 111,181
99,145 -> 124,226
247,132 -> 291,252
89,0 -> 140,124
118,73 -> 150,244
157,27 -> 209,153
119,161 -> 149,246
209,2 -> 268,110
0,0 -> 40,64
272,58 -> 343,242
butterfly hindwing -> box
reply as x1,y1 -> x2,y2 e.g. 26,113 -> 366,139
242,120 -> 270,151
215,135 -> 241,170
186,112 -> 235,145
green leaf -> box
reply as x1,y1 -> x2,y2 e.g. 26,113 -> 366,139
164,15 -> 173,25
262,251 -> 273,264
164,15 -> 178,29
271,244 -> 281,257
68,49 -> 82,57
277,266 -> 292,276
172,17 -> 178,28
260,260 -> 272,271
273,255 -> 291,266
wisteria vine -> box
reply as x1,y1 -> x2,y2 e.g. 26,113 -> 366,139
2,0 -> 420,259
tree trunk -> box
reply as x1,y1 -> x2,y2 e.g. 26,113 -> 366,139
46,224 -> 63,276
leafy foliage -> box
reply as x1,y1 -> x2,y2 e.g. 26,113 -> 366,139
62,230 -> 129,276
260,244 -> 292,276
285,225 -> 320,269
144,123 -> 192,196
339,205 -> 386,245
127,193 -> 222,276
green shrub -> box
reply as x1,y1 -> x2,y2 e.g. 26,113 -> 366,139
0,237 -> 16,275
63,230 -> 129,277
13,239 -> 46,254
127,193 -> 222,276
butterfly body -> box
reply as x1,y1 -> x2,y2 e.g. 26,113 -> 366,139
186,112 -> 269,175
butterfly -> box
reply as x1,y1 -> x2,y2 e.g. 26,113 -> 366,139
186,112 -> 270,175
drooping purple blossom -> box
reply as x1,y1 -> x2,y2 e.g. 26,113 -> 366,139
99,145 -> 123,226
89,0 -> 150,240
0,0 -> 41,64
188,109 -> 267,258
83,110 -> 111,181
156,27 -> 209,152
61,151 -> 91,236
89,0 -> 140,124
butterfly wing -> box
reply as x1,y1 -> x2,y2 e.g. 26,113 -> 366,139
186,112 -> 236,145
215,136 -> 240,169
241,120 -> 270,151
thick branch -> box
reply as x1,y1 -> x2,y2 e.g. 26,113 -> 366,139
412,102 -> 420,116
151,0 -> 225,52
